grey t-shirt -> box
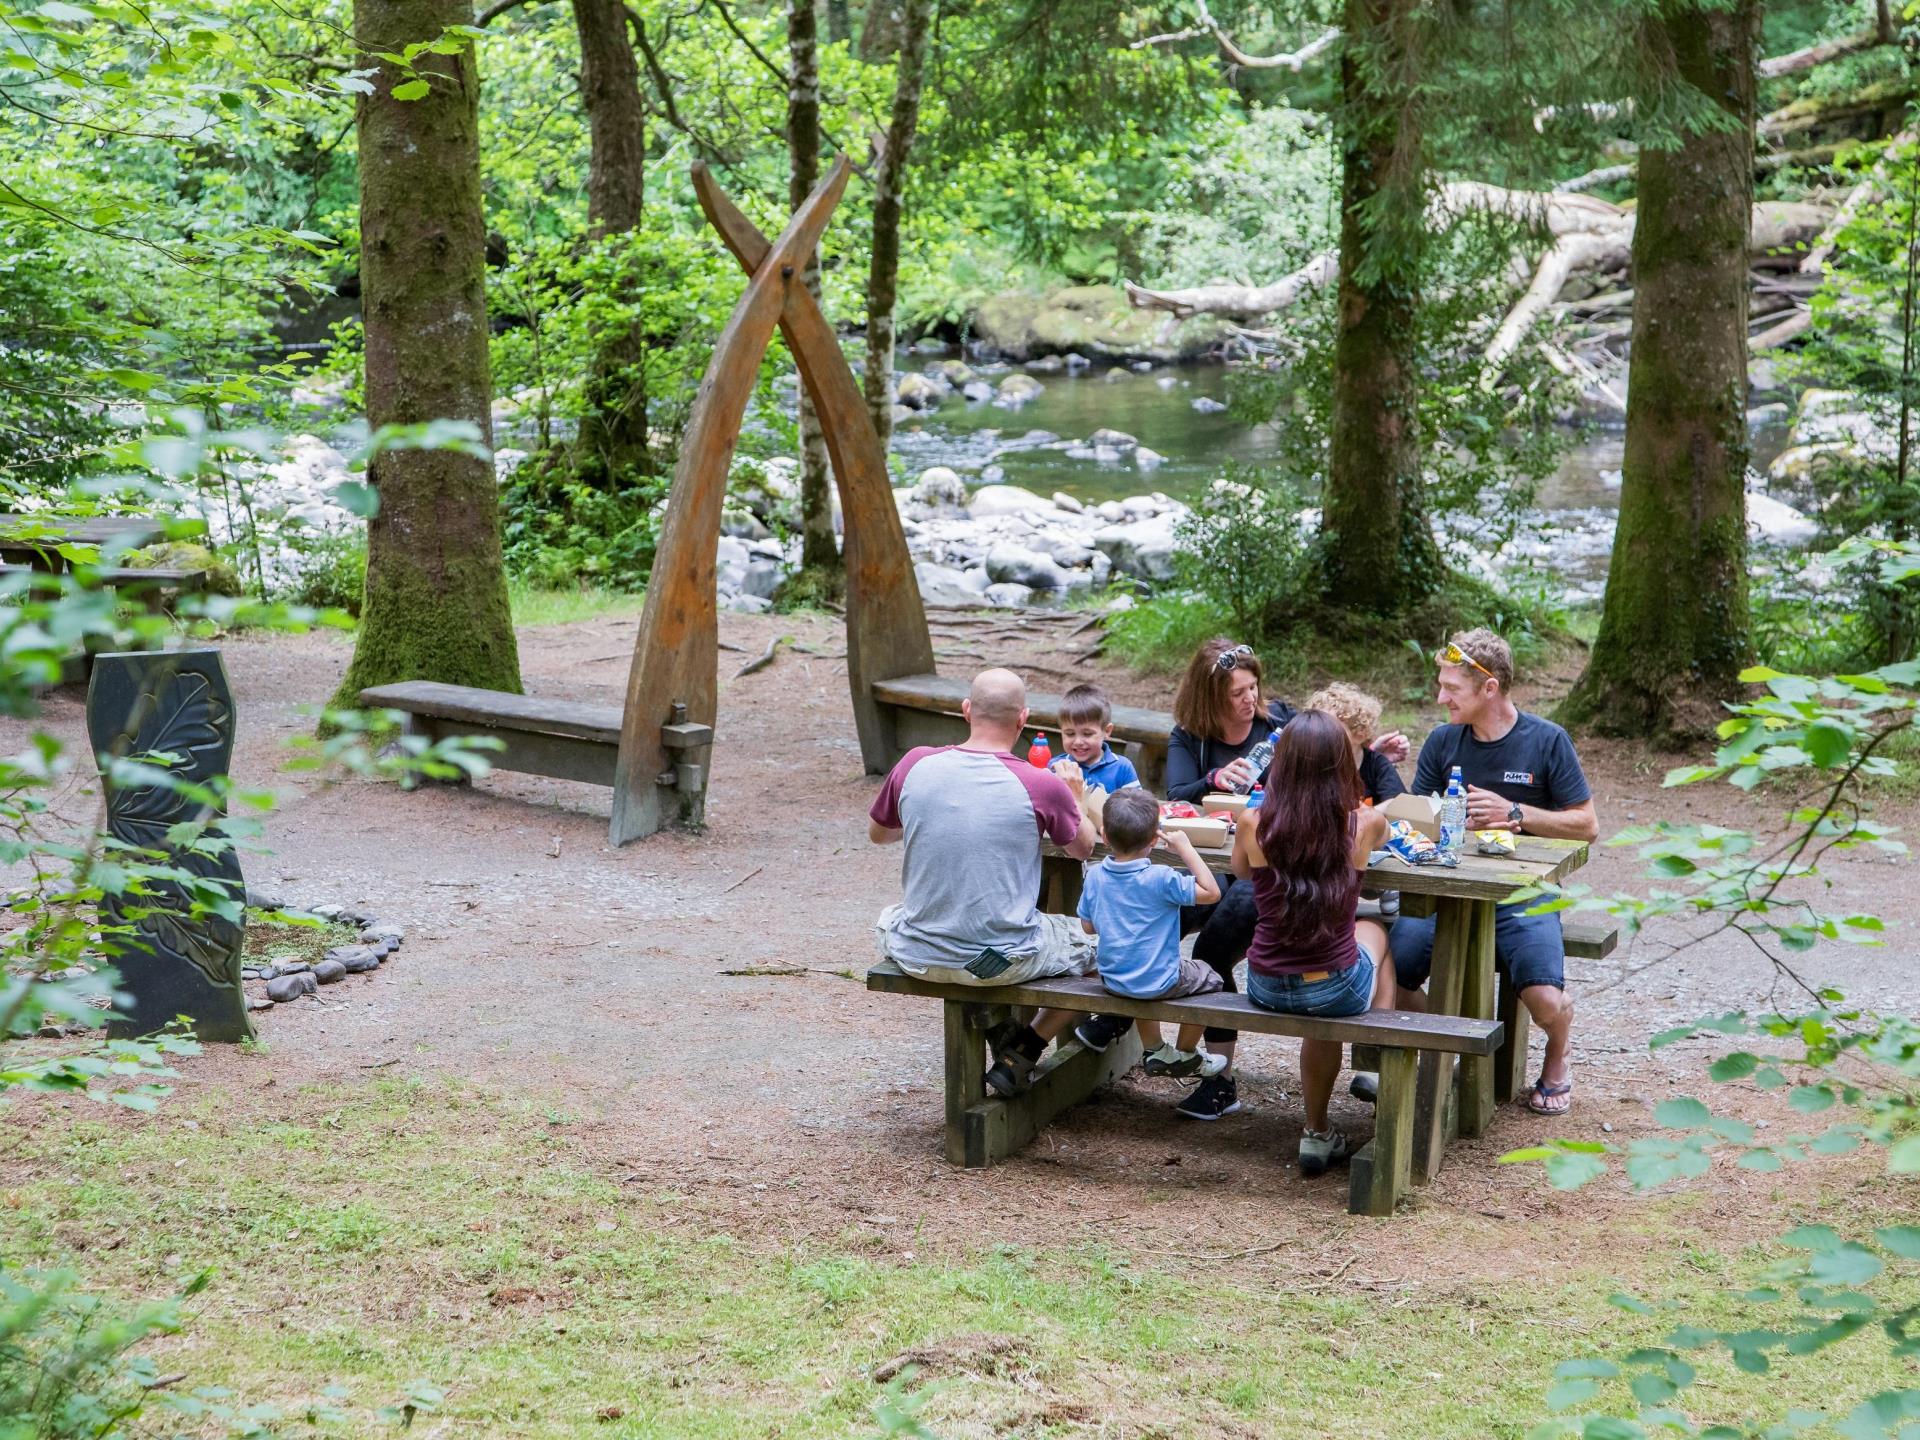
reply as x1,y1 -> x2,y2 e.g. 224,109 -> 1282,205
870,745 -> 1084,967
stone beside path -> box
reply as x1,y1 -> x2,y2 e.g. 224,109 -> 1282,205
239,896 -> 407,1008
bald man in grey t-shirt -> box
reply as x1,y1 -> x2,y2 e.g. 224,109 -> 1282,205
868,668 -> 1097,986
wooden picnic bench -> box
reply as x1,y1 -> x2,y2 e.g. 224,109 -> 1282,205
358,681 -> 716,804
872,673 -> 1175,790
868,959 -> 1501,1216
1040,831 -> 1609,1184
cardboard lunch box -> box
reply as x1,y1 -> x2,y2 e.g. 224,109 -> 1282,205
1380,792 -> 1442,841
1159,813 -> 1231,849
1202,791 -> 1252,819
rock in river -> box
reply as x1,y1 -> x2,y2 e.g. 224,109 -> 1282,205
986,542 -> 1068,591
996,373 -> 1045,407
967,483 -> 1053,517
1094,512 -> 1182,583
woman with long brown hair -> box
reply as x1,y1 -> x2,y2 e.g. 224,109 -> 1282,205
1230,710 -> 1397,1176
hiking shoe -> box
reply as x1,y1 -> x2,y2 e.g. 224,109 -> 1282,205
984,1019 -> 1026,1068
1144,1045 -> 1230,1080
1072,1013 -> 1134,1053
1175,1072 -> 1242,1121
1349,1071 -> 1379,1104
984,1050 -> 1036,1098
1299,1128 -> 1352,1176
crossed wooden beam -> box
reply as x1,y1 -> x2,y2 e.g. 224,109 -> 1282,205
609,157 -> 934,844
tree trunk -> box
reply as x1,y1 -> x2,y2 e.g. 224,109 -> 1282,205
334,0 -> 520,705
863,0 -> 934,455
825,0 -> 848,44
860,0 -> 902,59
1321,0 -> 1437,613
789,0 -> 839,578
571,0 -> 649,487
1562,0 -> 1756,741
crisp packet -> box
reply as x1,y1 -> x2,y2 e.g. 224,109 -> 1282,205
1159,801 -> 1201,819
1384,817 -> 1440,866
1474,829 -> 1518,856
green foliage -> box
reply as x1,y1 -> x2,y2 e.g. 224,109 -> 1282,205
498,458 -> 667,591
287,534 -> 368,618
1507,545 -> 1920,1435
1228,214 -> 1577,569
1171,468 -> 1319,644
1789,120 -> 1920,662
0,1262 -> 445,1438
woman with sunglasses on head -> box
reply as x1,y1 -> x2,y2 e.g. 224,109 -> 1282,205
1165,639 -> 1277,802
1158,637 -> 1413,1120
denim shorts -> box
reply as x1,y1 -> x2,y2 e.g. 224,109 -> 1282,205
1388,905 -> 1564,992
1245,945 -> 1377,1019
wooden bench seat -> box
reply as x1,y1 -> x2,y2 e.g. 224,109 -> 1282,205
869,960 -> 1502,1216
872,672 -> 1174,789
359,680 -> 625,787
1562,914 -> 1619,959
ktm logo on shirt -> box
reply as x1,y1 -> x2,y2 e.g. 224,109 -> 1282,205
1504,771 -> 1535,785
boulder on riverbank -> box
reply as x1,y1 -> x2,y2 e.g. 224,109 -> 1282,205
972,285 -> 1227,364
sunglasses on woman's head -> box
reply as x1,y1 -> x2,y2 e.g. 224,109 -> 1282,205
1215,644 -> 1255,672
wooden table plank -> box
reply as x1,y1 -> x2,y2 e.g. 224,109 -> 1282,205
1044,835 -> 1584,899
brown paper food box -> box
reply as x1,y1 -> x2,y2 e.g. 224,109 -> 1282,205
1079,783 -> 1107,835
1202,792 -> 1252,819
1160,814 -> 1230,848
1380,792 -> 1442,840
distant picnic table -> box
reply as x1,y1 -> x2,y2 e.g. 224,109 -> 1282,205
0,513 -> 162,568
1041,831 -> 1593,1184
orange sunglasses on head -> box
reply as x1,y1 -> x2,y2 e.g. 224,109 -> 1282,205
1437,641 -> 1497,683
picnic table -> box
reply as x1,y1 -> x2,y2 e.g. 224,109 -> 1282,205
1040,830 -> 1591,1184
0,513 -> 162,568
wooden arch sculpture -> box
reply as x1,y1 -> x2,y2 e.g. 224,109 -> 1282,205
608,156 -> 934,844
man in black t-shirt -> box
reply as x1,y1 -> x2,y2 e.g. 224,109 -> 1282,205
1388,629 -> 1599,1118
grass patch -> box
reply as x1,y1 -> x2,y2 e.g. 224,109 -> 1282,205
3,1082 -> 1914,1438
508,580 -> 647,628
242,918 -> 361,968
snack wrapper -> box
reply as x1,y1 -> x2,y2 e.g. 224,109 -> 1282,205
1384,817 -> 1441,866
1473,829 -> 1518,856
1159,801 -> 1201,819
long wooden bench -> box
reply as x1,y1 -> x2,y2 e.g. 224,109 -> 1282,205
868,959 -> 1502,1216
872,673 -> 1174,790
359,680 -> 721,795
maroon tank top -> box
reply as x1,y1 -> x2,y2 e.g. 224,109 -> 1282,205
1245,816 -> 1360,978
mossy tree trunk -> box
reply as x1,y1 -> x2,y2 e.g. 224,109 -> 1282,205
1321,0 -> 1439,614
571,0 -> 650,488
1561,0 -> 1756,741
334,0 -> 521,704
863,0 -> 934,456
789,0 -> 840,581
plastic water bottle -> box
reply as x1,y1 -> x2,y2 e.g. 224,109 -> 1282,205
1234,731 -> 1277,793
1027,733 -> 1052,769
1246,785 -> 1264,811
1440,765 -> 1467,859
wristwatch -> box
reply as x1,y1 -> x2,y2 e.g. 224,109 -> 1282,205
1508,802 -> 1525,832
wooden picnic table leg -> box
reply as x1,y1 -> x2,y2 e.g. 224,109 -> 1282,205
1410,896 -> 1470,1184
942,1000 -> 1008,1165
1456,899 -> 1498,1139
1348,1045 -> 1417,1216
1495,971 -> 1531,1104
1039,852 -> 1083,915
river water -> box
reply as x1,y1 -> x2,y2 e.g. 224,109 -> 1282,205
888,360 -> 1794,597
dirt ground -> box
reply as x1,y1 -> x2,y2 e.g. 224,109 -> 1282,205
12,608 -> 1915,1293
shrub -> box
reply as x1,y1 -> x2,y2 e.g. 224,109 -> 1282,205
1171,469 -> 1319,644
288,534 -> 368,618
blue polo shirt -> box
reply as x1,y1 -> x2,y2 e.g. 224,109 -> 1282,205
1077,745 -> 1139,793
1076,856 -> 1197,999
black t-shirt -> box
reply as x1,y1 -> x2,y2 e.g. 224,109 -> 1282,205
1411,711 -> 1591,811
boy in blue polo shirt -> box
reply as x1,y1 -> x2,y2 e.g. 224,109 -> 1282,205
1071,787 -> 1228,1080
1051,684 -> 1140,797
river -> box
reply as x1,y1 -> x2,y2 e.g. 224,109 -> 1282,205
888,358 -> 1795,599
